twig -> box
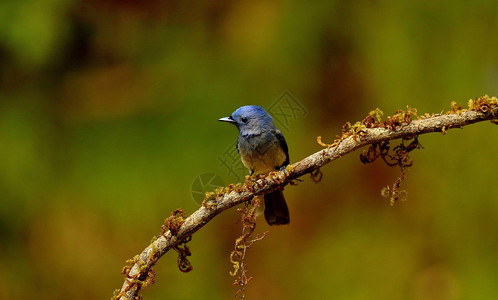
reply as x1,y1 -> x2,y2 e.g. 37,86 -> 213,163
115,96 -> 497,300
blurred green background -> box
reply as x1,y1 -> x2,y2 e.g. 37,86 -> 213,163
1,0 -> 497,299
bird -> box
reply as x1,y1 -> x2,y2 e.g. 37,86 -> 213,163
219,105 -> 290,225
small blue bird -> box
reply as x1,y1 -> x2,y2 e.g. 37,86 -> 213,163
219,105 -> 290,225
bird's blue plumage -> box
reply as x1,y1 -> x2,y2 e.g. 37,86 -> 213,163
219,105 -> 290,225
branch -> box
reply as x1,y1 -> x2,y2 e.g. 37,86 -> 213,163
115,96 -> 497,300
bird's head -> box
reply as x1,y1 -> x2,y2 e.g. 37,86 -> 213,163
219,105 -> 274,134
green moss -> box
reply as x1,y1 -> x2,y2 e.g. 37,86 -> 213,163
368,108 -> 384,122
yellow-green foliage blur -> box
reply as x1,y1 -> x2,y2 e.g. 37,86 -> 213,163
1,1 -> 497,299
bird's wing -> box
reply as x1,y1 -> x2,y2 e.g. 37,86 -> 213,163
273,129 -> 289,167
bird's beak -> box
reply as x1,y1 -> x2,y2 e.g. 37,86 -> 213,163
218,116 -> 236,123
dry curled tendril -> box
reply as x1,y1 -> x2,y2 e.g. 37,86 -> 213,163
163,209 -> 193,273
311,168 -> 323,183
360,136 -> 423,205
230,196 -> 267,298
174,237 -> 193,273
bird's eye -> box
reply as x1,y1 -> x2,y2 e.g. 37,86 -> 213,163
241,117 -> 248,123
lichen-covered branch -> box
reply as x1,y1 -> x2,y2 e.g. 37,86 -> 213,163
115,96 -> 497,300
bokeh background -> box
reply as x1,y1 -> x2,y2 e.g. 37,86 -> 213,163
1,1 -> 497,299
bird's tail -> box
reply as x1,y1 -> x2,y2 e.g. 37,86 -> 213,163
264,190 -> 290,225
